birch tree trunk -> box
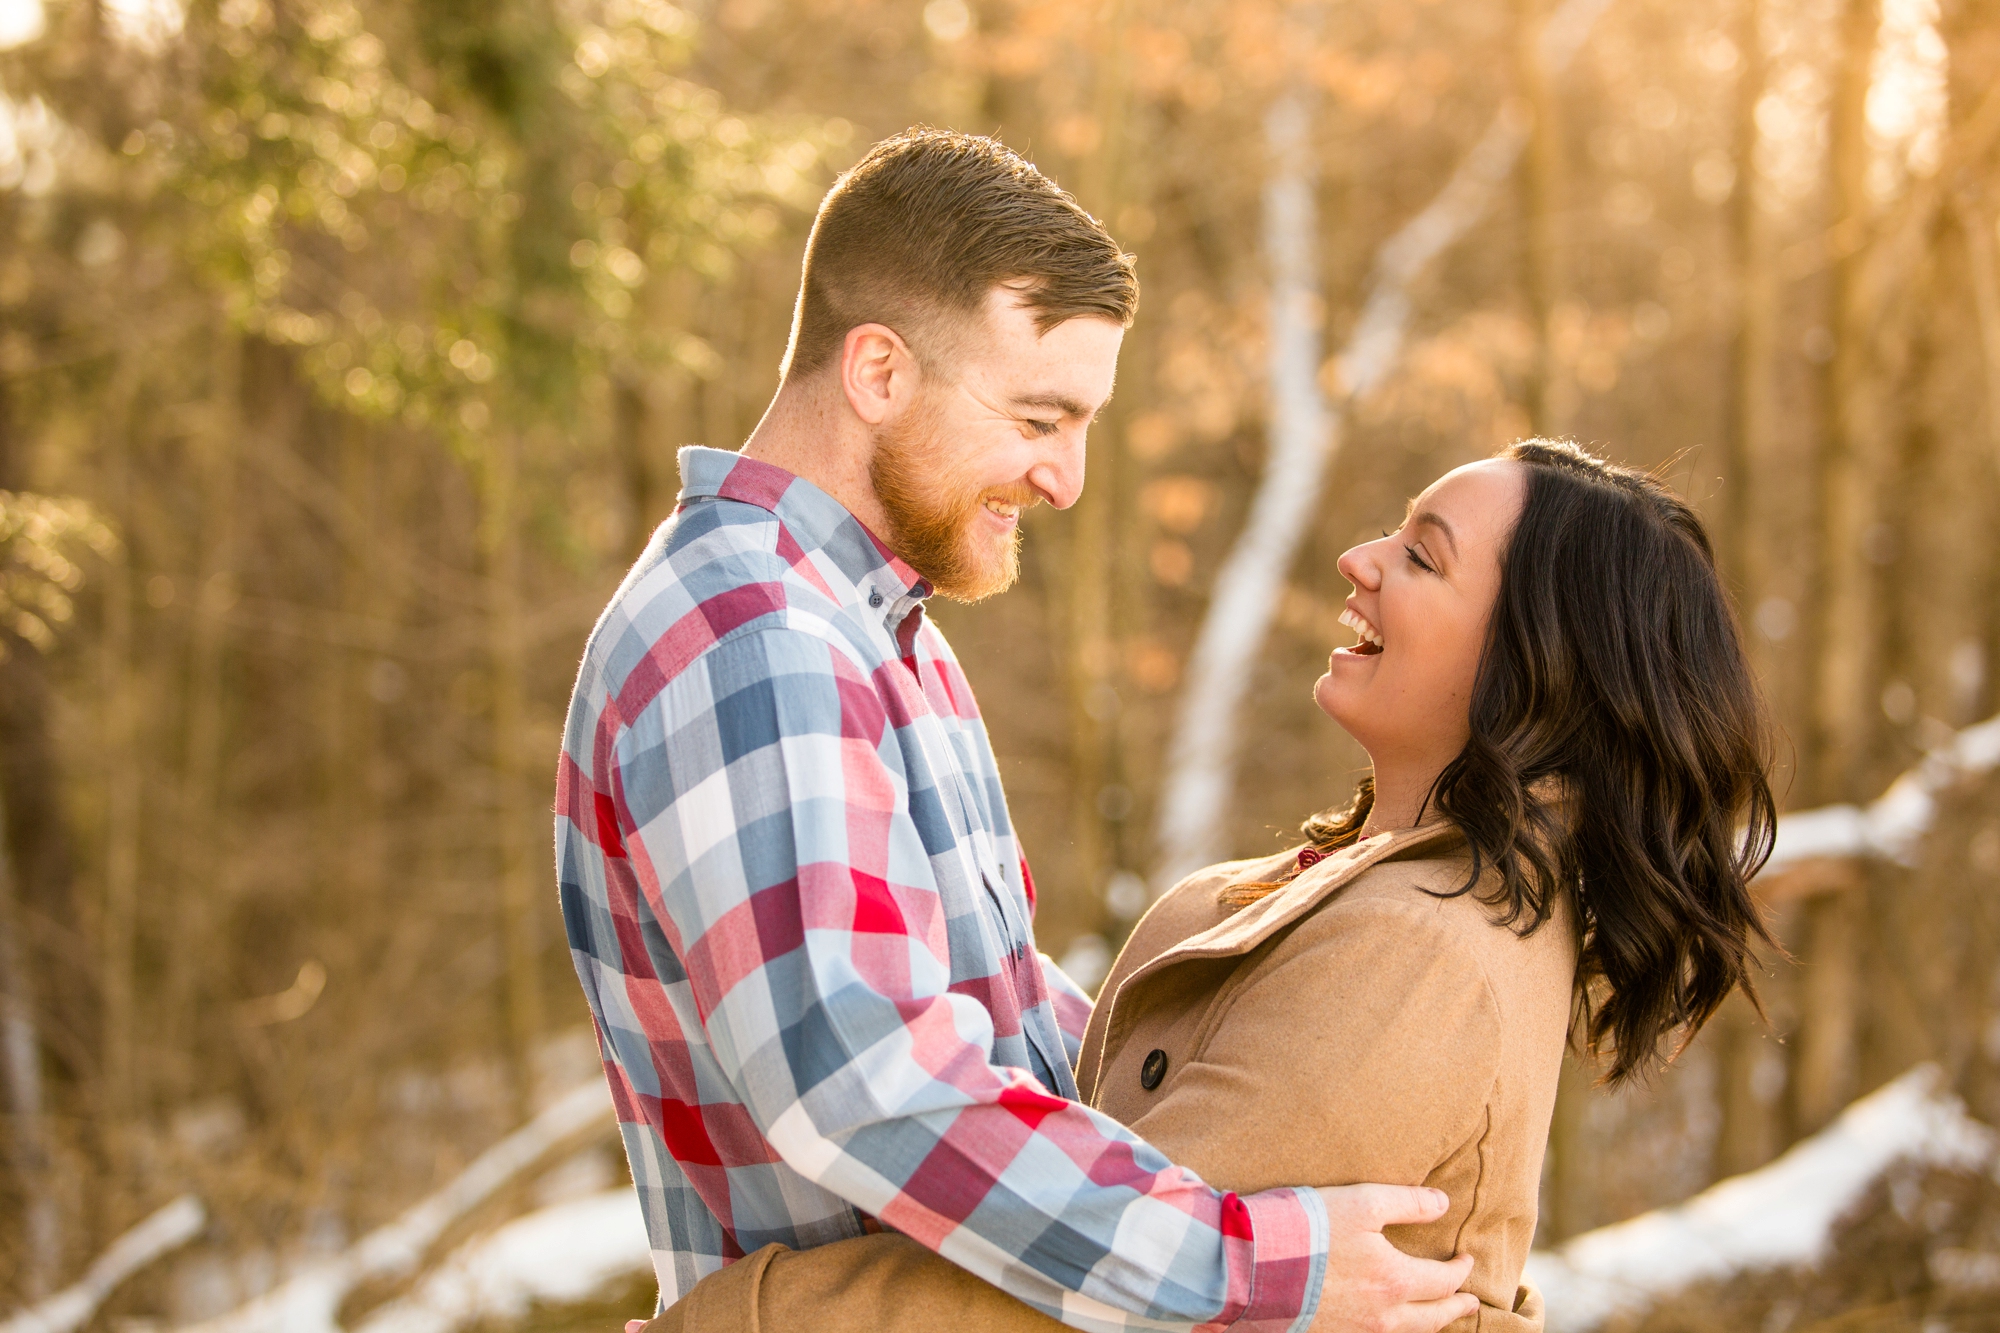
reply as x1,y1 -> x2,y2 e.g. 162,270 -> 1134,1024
1150,0 -> 1615,891
1150,90 -> 1328,889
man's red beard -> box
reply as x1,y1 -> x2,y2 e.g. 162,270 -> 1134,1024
870,393 -> 1037,603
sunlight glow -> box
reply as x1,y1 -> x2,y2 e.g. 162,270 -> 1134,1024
1868,0 -> 1949,204
0,0 -> 45,51
104,0 -> 185,51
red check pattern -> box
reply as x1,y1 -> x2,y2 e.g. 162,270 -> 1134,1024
556,448 -> 1328,1330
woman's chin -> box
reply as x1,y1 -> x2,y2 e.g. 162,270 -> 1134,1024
1313,671 -> 1358,727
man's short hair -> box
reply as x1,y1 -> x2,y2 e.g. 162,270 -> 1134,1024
781,128 -> 1139,379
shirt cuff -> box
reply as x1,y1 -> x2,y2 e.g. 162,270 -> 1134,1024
1234,1185 -> 1329,1333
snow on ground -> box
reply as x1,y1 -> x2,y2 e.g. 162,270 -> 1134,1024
354,1189 -> 653,1333
0,1196 -> 204,1333
180,1081 -> 612,1333
1528,1064 -> 1998,1333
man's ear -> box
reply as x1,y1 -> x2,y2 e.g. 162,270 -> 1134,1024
838,323 -> 916,426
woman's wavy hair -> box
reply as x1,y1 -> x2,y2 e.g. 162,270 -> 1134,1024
1229,440 -> 1778,1085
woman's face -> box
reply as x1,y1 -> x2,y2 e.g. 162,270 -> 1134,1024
1315,458 -> 1526,774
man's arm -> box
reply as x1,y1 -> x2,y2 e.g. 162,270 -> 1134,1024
590,626 -> 1326,1331
1037,952 -> 1093,1069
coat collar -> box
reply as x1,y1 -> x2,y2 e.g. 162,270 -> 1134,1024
1122,821 -> 1468,990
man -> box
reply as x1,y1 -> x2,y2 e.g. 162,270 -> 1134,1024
556,128 -> 1477,1332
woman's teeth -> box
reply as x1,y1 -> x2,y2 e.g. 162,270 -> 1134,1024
1338,608 -> 1384,651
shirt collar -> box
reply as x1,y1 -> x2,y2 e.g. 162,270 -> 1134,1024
676,446 -> 931,629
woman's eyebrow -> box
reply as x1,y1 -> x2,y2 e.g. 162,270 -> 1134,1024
1412,509 -> 1459,557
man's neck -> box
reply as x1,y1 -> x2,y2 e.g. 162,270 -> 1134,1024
739,379 -> 890,537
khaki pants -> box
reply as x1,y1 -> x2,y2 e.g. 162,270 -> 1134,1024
643,1233 -> 1069,1333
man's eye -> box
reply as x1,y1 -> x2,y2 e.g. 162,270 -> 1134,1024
1026,419 -> 1060,437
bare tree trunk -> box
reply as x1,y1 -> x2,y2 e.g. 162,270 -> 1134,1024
0,788 -> 59,1297
0,332 -> 88,1292
1789,886 -> 1866,1136
1710,992 -> 1784,1178
1710,0 -> 1778,1182
1963,205 -> 2000,723
1061,0 -> 1131,926
1943,0 -> 2000,721
1785,0 -> 1882,1142
1516,0 -> 1570,437
1719,0 -> 1769,599
168,335 -> 247,1100
482,430 -> 543,1118
1541,1053 -> 1593,1242
614,376 -> 656,557
1799,0 -> 1883,807
98,379 -> 141,1159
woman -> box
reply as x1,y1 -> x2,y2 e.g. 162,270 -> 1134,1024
641,440 -> 1777,1332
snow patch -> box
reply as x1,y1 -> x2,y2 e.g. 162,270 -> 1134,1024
1764,713 -> 2000,873
1529,1064 -> 1997,1332
354,1190 -> 651,1333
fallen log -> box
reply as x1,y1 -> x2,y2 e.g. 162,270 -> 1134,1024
0,1195 -> 205,1333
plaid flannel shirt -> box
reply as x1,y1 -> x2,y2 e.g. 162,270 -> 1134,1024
556,447 -> 1329,1331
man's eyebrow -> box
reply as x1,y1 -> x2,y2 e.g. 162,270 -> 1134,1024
1011,389 -> 1108,419
1411,509 -> 1459,558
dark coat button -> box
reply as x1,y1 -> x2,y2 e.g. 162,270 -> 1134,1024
1140,1048 -> 1169,1091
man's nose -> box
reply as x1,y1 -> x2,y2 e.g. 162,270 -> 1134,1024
1027,431 -> 1087,510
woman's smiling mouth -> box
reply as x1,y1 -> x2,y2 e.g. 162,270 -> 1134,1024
1337,607 -> 1385,656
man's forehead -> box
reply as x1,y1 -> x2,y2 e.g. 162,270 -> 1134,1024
965,304 -> 1120,401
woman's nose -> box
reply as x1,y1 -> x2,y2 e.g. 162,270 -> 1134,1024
1337,540 -> 1383,591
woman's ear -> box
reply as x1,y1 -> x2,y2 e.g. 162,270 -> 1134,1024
839,323 -> 915,426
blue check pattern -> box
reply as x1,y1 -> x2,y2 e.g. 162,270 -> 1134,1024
555,447 -> 1328,1331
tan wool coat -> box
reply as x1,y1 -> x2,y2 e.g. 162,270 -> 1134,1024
649,821 -> 1579,1333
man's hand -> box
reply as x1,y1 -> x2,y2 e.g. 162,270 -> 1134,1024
1306,1185 -> 1479,1333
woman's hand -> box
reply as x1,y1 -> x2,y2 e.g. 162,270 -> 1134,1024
1307,1184 -> 1479,1333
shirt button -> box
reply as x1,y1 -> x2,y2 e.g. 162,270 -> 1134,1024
868,589 -> 884,608
1140,1049 -> 1168,1091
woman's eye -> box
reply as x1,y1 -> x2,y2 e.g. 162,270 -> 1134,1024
1404,544 -> 1435,574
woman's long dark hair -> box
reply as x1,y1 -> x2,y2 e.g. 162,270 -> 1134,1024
1229,440 -> 1778,1085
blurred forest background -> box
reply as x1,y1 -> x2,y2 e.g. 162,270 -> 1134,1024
7,0 -> 2000,1327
